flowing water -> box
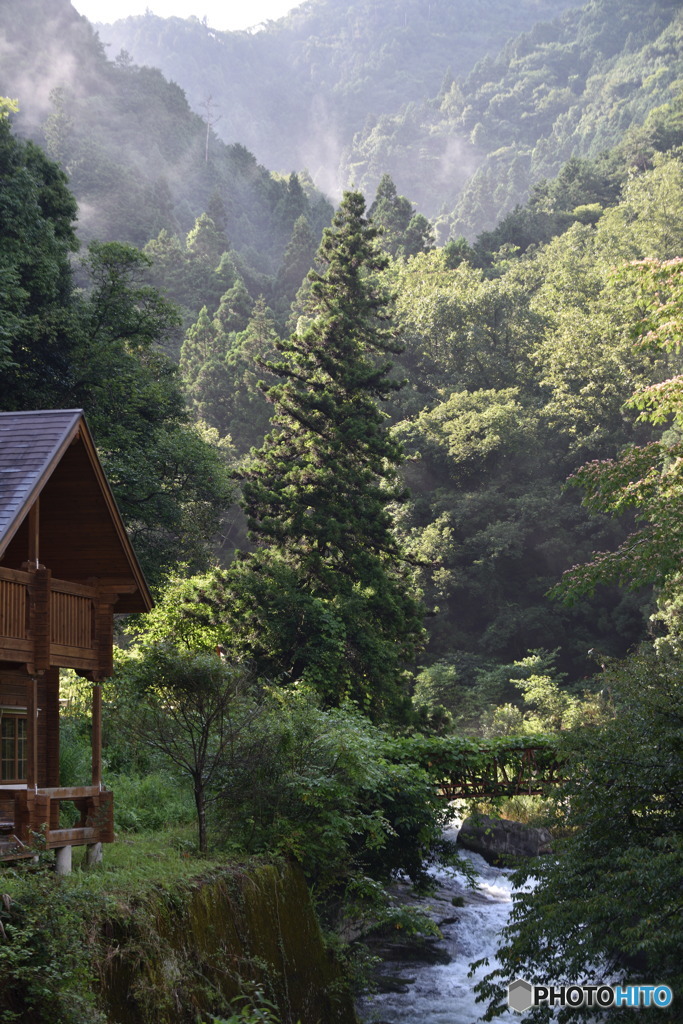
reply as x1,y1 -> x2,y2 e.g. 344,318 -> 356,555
357,825 -> 518,1024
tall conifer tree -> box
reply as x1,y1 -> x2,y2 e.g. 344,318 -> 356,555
205,192 -> 423,717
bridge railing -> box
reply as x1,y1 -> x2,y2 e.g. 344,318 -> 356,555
386,733 -> 561,801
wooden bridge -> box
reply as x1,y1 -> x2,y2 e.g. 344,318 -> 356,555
436,743 -> 562,800
392,734 -> 562,801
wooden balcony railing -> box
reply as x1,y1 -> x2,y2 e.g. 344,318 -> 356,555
0,566 -> 100,673
0,568 -> 32,662
0,573 -> 28,640
50,580 -> 97,668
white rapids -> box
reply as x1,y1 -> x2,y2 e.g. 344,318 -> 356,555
357,825 -> 519,1024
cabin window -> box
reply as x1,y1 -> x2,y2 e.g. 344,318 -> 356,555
1,715 -> 27,782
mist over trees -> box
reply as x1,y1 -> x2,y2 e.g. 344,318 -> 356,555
94,0 -> 578,193
95,0 -> 683,240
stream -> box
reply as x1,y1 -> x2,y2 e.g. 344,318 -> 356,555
357,824 -> 518,1024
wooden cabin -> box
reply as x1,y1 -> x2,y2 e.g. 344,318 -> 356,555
0,410 -> 152,868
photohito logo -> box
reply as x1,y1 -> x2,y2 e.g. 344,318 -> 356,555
508,979 -> 673,1012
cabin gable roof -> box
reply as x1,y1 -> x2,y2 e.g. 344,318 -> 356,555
0,409 -> 81,544
0,410 -> 152,613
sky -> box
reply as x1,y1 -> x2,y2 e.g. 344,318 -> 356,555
71,0 -> 306,32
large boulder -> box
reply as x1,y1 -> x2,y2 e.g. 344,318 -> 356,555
458,813 -> 552,864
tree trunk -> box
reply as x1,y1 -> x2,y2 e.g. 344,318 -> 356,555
194,783 -> 207,855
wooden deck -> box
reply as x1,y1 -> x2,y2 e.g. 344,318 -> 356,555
0,785 -> 113,860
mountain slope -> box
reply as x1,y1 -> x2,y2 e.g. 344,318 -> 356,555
345,0 -> 683,236
95,0 -> 578,192
0,0 -> 332,270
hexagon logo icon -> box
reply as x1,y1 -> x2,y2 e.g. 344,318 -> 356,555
508,978 -> 534,1012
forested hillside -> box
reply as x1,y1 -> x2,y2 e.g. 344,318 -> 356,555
0,0 -> 333,271
96,0 -> 577,195
97,0 -> 683,240
346,0 -> 683,236
2,0 -> 682,699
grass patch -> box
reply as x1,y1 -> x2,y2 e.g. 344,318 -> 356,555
0,826 -> 226,899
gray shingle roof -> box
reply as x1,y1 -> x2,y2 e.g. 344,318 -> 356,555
0,410 -> 82,548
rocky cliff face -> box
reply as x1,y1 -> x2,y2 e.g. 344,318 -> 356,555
98,861 -> 357,1024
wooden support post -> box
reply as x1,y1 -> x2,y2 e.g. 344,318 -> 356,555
91,684 -> 102,788
14,790 -> 29,845
28,566 -> 51,675
93,593 -> 117,681
26,675 -> 38,790
28,499 -> 39,568
43,667 -> 60,789
98,789 -> 115,844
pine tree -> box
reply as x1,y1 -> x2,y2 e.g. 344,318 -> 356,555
275,213 -> 316,304
222,297 -> 279,453
180,306 -> 220,386
186,212 -> 230,264
213,279 -> 253,335
368,173 -> 434,258
243,190 -> 406,567
204,192 -> 423,718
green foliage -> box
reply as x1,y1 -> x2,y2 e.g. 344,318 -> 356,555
387,154 -> 683,690
0,114 -> 234,583
210,691 -> 453,892
449,0 -> 683,239
390,252 -> 541,401
343,1 -> 683,240
552,256 -> 683,618
125,570 -> 226,651
1,0 -> 334,317
0,107 -> 77,375
384,731 -> 560,787
368,174 -> 434,258
0,855 -> 332,1024
209,985 -> 285,1024
114,644 -> 259,853
110,577 -> 455,919
415,648 -> 604,737
512,650 -> 572,731
110,772 -> 195,833
180,295 -> 280,452
274,213 -> 317,317
58,670 -> 196,832
221,298 -> 280,452
59,716 -> 92,790
475,642 -> 683,1021
97,0 -> 575,213
0,878 -> 106,1024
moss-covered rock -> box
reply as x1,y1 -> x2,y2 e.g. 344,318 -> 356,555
98,860 -> 357,1024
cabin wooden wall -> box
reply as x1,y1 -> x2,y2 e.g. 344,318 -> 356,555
0,666 -> 60,787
